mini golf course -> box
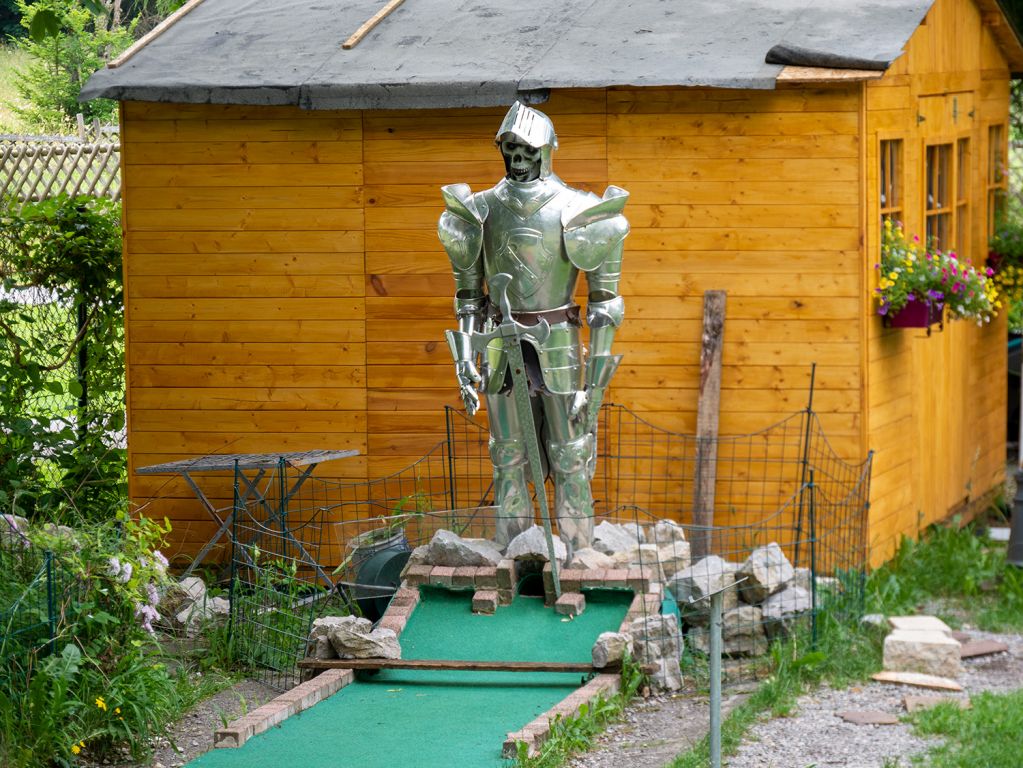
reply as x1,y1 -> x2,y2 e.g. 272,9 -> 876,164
187,587 -> 632,767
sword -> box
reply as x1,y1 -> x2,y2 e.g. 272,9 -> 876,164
469,273 -> 562,598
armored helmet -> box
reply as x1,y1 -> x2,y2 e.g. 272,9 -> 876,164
494,101 -> 558,180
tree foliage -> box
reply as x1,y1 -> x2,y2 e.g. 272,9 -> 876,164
11,0 -> 134,132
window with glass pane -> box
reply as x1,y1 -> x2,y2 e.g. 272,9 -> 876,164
955,138 -> 969,258
926,143 -> 952,249
988,124 -> 1006,234
880,139 -> 903,226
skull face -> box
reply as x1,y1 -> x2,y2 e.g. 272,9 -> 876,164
500,138 -> 542,182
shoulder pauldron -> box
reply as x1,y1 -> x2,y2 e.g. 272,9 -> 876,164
561,186 -> 630,272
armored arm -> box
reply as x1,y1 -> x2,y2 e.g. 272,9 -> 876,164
563,186 -> 629,393
439,183 -> 489,414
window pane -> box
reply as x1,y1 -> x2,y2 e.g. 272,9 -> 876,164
957,138 -> 969,202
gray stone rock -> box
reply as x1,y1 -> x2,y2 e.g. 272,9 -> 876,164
328,623 -> 402,660
178,576 -> 207,603
761,585 -> 812,639
792,566 -> 812,593
668,555 -> 738,626
647,520 -> 688,547
689,605 -> 768,657
883,629 -> 962,678
591,521 -> 640,556
738,543 -> 794,603
610,544 -> 663,571
657,541 -> 692,580
628,615 -> 683,691
861,613 -> 888,629
423,529 -> 503,567
307,635 -> 336,660
209,596 -> 230,616
565,547 -> 616,570
592,632 -> 634,669
505,525 -> 567,563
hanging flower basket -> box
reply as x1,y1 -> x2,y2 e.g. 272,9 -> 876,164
882,300 -> 944,331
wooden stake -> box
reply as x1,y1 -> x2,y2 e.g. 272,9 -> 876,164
343,0 -> 406,50
107,0 -> 208,69
692,290 -> 726,560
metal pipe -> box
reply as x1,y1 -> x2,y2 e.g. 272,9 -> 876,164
709,588 -> 723,768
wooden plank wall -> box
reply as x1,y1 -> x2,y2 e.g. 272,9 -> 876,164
121,83 -> 864,564
864,0 -> 1009,567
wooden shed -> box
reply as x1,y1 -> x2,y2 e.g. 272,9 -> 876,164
82,0 -> 1023,568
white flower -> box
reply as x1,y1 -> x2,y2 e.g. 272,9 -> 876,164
107,556 -> 122,578
118,561 -> 133,583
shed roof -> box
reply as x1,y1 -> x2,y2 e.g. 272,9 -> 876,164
81,0 -> 994,110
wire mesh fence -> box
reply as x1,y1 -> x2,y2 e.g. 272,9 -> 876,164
0,515 -> 60,663
227,387 -> 872,689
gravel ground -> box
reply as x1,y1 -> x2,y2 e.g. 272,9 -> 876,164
569,628 -> 1022,768
81,677 -> 278,768
726,628 -> 1023,768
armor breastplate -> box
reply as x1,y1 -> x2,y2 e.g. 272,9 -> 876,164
479,177 -> 586,312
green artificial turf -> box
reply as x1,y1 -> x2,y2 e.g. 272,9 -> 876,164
188,587 -> 631,768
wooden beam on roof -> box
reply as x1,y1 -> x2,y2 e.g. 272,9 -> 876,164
777,66 -> 886,83
108,0 -> 208,69
343,0 -> 406,50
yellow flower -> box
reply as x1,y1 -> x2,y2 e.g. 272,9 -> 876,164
888,271 -> 899,280
71,744 -> 81,755
95,697 -> 107,712
115,707 -> 121,715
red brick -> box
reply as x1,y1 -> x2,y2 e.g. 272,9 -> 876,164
377,616 -> 406,635
430,566 -> 455,586
452,566 -> 478,587
560,568 -> 584,593
475,566 -> 498,588
390,587 -> 420,607
497,559 -> 518,589
603,568 -> 630,588
497,588 -> 515,605
555,591 -> 586,617
472,589 -> 499,614
627,566 -> 653,593
402,565 -> 432,586
582,568 -> 607,588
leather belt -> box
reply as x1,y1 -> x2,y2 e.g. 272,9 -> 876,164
491,303 -> 582,328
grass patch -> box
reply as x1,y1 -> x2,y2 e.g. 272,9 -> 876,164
866,519 -> 1023,632
0,44 -> 30,133
513,656 -> 645,767
908,689 -> 1023,767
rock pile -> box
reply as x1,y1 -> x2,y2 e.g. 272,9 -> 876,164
161,576 -> 230,638
666,543 -> 812,656
881,615 -> 962,679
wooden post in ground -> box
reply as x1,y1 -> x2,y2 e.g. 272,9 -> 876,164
692,290 -> 726,560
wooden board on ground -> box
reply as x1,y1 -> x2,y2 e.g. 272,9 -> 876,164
871,671 -> 964,691
298,658 -> 625,673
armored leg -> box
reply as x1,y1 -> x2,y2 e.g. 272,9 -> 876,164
485,389 -> 535,548
541,393 -> 596,555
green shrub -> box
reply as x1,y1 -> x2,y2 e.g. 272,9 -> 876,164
0,512 -> 208,766
11,0 -> 133,132
0,194 -> 125,523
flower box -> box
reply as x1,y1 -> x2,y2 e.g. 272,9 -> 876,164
883,300 -> 944,331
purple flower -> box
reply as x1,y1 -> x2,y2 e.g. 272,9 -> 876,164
907,293 -> 916,301
153,551 -> 169,572
135,603 -> 160,634
146,582 -> 160,608
118,561 -> 133,584
107,556 -> 122,578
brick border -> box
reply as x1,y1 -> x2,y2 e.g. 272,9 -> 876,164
214,668 -> 355,748
502,673 -> 622,758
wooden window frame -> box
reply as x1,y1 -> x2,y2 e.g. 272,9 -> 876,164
925,141 -> 954,251
955,136 -> 970,259
879,138 -> 904,227
987,123 -> 1008,236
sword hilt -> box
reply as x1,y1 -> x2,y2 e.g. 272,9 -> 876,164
471,273 -> 552,354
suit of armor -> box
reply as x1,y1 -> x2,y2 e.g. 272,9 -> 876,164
438,102 -> 628,553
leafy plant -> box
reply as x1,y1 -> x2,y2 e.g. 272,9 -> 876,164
0,194 -> 125,523
989,216 -> 1023,332
875,219 -> 998,324
11,0 -> 133,132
